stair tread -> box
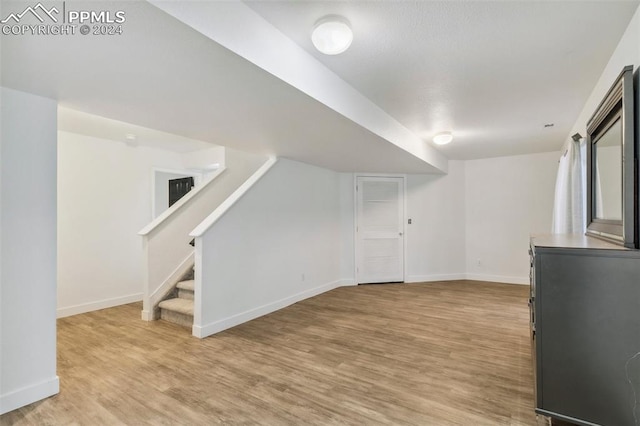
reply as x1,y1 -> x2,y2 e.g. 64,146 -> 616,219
176,280 -> 194,291
158,298 -> 194,316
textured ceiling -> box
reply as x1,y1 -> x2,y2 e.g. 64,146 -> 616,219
58,107 -> 213,153
3,0 -> 638,169
245,0 -> 640,159
1,1 -> 442,173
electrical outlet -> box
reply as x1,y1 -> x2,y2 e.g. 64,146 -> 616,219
301,273 -> 305,282
477,259 -> 482,266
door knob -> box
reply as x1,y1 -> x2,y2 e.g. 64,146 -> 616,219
399,232 -> 403,236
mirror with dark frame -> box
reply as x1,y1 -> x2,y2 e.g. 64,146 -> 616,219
586,65 -> 637,248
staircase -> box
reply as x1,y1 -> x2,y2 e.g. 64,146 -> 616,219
158,278 -> 194,328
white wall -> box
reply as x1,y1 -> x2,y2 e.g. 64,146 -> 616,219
0,88 -> 59,414
406,161 -> 467,282
224,147 -> 266,174
142,147 -> 266,321
195,159 -> 341,337
338,158 -> 540,285
564,6 -> 640,237
465,152 -> 559,284
338,172 -> 355,284
181,145 -> 225,172
323,9 -> 640,287
57,131 -> 188,317
566,6 -> 640,146
340,7 -> 640,287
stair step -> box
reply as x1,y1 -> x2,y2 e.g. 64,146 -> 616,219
178,289 -> 193,300
176,280 -> 194,300
158,298 -> 194,316
177,280 -> 194,291
158,298 -> 193,328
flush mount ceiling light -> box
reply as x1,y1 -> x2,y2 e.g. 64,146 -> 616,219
124,133 -> 138,147
311,16 -> 353,55
433,131 -> 453,145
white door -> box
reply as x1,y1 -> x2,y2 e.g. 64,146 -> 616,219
356,176 -> 404,284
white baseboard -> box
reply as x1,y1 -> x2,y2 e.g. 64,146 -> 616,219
405,273 -> 467,283
57,293 -> 143,318
405,273 -> 528,285
464,273 -> 529,285
192,273 -> 529,338
141,309 -> 154,321
193,280 -> 341,338
0,376 -> 59,415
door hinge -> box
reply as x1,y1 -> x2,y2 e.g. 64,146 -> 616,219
356,185 -> 358,192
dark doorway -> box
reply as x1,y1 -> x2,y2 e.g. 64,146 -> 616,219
168,177 -> 194,207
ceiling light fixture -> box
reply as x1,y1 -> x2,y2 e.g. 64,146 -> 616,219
311,16 -> 353,55
433,131 -> 453,145
124,133 -> 138,147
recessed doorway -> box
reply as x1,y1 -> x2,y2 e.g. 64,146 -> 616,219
355,175 -> 406,284
152,168 -> 202,218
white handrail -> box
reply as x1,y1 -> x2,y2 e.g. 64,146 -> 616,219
138,167 -> 227,236
190,157 -> 277,237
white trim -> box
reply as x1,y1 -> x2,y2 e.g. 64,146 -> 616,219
402,175 -> 408,282
141,310 -> 155,322
405,274 -> 528,285
151,167 -> 204,219
57,293 -> 143,318
142,252 -> 195,321
405,274 -> 467,283
190,273 -> 528,339
352,173 -> 358,283
152,166 -> 206,181
465,273 -> 529,285
193,236 -> 203,326
139,166 -> 227,236
0,376 -> 59,415
192,279 -> 340,338
354,173 -> 406,284
190,157 -> 277,237
354,172 -> 411,178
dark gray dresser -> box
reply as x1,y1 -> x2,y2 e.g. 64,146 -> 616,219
530,234 -> 640,426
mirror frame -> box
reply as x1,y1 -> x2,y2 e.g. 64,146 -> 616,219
586,65 -> 637,248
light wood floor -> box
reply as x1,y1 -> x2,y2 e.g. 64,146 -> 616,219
2,281 -> 538,425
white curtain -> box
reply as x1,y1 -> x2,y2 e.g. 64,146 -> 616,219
595,160 -> 604,219
552,138 -> 586,234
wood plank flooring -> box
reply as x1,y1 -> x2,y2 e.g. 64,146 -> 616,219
1,281 -> 538,425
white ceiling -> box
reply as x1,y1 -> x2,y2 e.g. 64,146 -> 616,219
245,0 -> 639,160
2,0 -> 638,171
58,108 -> 213,153
1,0 -> 442,173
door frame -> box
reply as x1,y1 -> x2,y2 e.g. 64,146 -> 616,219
353,173 -> 408,284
